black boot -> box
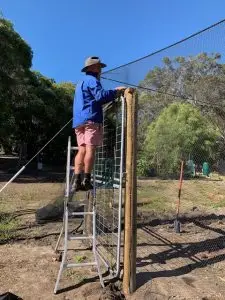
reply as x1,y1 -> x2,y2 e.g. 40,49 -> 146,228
71,174 -> 83,192
82,173 -> 93,191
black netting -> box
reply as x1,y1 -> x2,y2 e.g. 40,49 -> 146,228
101,19 -> 225,297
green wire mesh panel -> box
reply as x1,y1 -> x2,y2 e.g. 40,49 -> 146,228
95,99 -> 125,272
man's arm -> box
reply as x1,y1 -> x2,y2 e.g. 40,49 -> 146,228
88,78 -> 126,104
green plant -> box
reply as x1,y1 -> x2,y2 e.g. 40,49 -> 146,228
137,157 -> 150,177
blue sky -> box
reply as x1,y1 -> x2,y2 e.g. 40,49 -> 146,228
1,0 -> 225,83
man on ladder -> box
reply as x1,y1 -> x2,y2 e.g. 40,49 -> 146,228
72,56 -> 127,191
54,57 -> 135,293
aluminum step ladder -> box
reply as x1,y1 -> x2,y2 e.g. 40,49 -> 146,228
54,136 -> 104,294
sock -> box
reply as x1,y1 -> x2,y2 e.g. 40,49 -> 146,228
84,173 -> 91,181
75,173 -> 82,182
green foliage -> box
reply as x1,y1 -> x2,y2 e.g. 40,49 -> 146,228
0,213 -> 18,241
0,18 -> 33,151
143,103 -> 219,177
0,18 -> 75,163
138,52 -> 225,168
137,157 -> 150,177
74,255 -> 86,263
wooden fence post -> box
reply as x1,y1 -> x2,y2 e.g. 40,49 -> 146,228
123,90 -> 137,295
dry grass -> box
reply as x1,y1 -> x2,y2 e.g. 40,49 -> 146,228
0,181 -> 64,241
1,176 -> 225,241
0,182 -> 64,213
137,177 -> 225,215
1,178 -> 225,217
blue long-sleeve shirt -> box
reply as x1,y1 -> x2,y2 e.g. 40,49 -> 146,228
73,73 -> 117,128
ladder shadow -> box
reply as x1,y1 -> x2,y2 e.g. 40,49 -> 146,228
56,270 -> 110,294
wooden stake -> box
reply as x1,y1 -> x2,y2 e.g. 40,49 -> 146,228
123,91 -> 137,295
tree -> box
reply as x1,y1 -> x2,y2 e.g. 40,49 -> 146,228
0,17 -> 75,163
138,53 -> 225,161
0,18 -> 32,152
14,72 -> 75,163
142,103 -> 219,177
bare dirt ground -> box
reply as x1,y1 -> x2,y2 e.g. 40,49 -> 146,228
0,173 -> 124,299
1,162 -> 225,299
0,241 -> 108,300
129,218 -> 225,300
1,217 -> 225,300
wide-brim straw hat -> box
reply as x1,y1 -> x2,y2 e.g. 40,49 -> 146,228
81,56 -> 107,72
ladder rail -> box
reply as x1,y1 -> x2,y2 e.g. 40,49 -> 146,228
65,137 -> 71,198
55,137 -> 72,253
54,137 -> 105,294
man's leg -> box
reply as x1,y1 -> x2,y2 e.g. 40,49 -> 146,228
82,123 -> 102,190
82,145 -> 96,190
72,145 -> 86,191
71,146 -> 86,191
84,145 -> 96,173
74,146 -> 86,174
72,127 -> 86,192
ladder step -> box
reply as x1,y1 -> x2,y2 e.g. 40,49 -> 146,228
68,235 -> 93,240
66,262 -> 97,268
71,212 -> 93,216
71,146 -> 78,150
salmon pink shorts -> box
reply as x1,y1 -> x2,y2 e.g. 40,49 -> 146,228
75,123 -> 103,147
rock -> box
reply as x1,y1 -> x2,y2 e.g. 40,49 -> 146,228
200,253 -> 208,260
52,252 -> 62,262
35,200 -> 85,223
35,201 -> 64,224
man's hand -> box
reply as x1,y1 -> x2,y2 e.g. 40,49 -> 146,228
115,86 -> 127,91
115,86 -> 135,97
115,86 -> 126,97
